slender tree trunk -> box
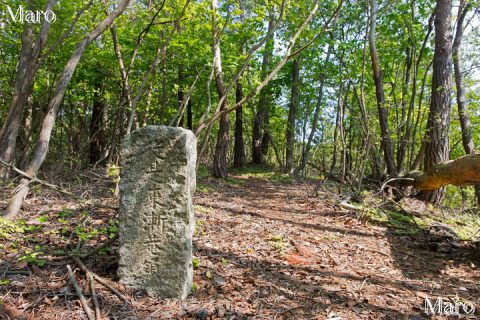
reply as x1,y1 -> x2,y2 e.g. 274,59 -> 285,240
252,12 -> 274,165
3,0 -> 131,219
285,58 -> 300,173
232,0 -> 246,169
418,0 -> 453,205
177,64 -> 185,127
212,0 -> 229,178
409,61 -> 432,169
89,77 -> 106,165
330,89 -> 341,173
186,99 -> 193,130
295,49 -> 332,174
396,47 -> 412,171
400,11 -> 434,171
233,78 -> 246,168
368,0 -> 397,178
158,31 -> 168,124
0,0 -> 57,177
452,1 -> 480,204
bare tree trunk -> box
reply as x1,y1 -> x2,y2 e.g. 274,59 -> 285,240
252,12 -> 274,165
399,11 -> 434,172
419,0 -> 453,205
3,0 -> 131,219
452,1 -> 480,204
89,76 -> 106,165
186,99 -> 193,130
177,64 -> 186,127
0,0 -> 57,178
368,0 -> 397,178
294,14 -> 340,175
295,46 -> 332,174
285,58 -> 300,173
233,77 -> 246,168
212,0 -> 229,178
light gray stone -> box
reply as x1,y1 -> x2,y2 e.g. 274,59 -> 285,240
118,125 -> 196,299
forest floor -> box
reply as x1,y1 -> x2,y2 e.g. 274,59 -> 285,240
0,167 -> 479,319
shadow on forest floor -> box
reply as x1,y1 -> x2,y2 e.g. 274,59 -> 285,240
1,171 -> 480,319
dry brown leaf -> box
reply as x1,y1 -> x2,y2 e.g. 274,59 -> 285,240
294,243 -> 316,258
285,253 -> 309,265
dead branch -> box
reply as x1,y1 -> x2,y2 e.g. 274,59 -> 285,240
0,157 -> 74,197
67,264 -> 95,320
0,156 -> 119,214
73,257 -> 130,304
80,234 -> 119,259
89,273 -> 101,320
401,154 -> 480,190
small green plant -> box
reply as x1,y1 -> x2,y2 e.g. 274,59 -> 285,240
57,208 -> 75,219
18,248 -> 46,267
0,279 -> 11,286
194,205 -> 214,215
37,215 -> 49,223
192,258 -> 200,269
99,222 -> 119,239
221,257 -> 229,266
268,234 -> 289,254
0,218 -> 24,239
75,226 -> 99,241
107,164 -> 120,178
194,220 -> 206,237
196,183 -> 213,193
191,282 -> 198,293
197,165 -> 210,179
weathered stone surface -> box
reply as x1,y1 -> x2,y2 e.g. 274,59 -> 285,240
118,125 -> 196,299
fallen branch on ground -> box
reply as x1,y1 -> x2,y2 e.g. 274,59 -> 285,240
73,257 -> 130,304
400,154 -> 480,190
0,157 -> 119,211
0,157 -> 74,197
79,234 -> 119,259
67,264 -> 95,320
88,272 -> 101,320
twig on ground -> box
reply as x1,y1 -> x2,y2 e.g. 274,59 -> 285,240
379,177 -> 415,194
80,234 -> 119,259
0,270 -> 31,276
23,293 -> 48,310
73,257 -> 130,304
89,273 -> 101,320
66,264 -> 95,320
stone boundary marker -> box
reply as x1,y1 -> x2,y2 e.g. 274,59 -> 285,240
118,125 -> 196,299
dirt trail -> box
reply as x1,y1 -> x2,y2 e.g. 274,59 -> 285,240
1,175 -> 479,319
190,176 -> 480,319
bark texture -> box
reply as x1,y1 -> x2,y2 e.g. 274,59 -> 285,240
452,1 -> 480,204
212,0 -> 229,178
368,0 -> 397,178
252,13 -> 274,165
419,0 -> 452,205
3,0 -> 131,219
403,154 -> 480,191
285,58 -> 300,173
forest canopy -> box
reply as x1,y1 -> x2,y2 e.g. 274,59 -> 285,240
0,0 -> 480,216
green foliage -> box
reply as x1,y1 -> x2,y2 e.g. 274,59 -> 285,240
194,219 -> 206,237
0,218 -> 24,239
18,247 -> 46,267
191,282 -> 198,293
192,258 -> 200,269
267,234 -> 289,255
230,165 -> 293,184
0,279 -> 11,286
